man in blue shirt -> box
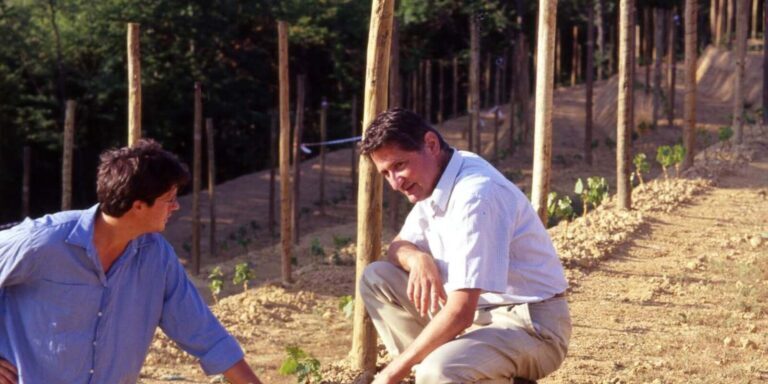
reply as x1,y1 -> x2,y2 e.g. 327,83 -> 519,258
0,139 -> 261,383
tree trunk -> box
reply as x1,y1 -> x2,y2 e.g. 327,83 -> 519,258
644,7 -> 652,94
469,13 -> 481,153
653,8 -> 664,130
22,146 -> 30,218
353,0 -> 393,374
555,27 -> 561,88
667,8 -> 677,127
47,0 -> 66,109
617,0 -> 633,210
733,0 -> 748,143
596,0 -> 606,80
586,4 -> 595,165
519,36 -> 532,143
206,118 -> 216,259
438,60 -> 445,128
192,84 -> 202,276
292,74 -> 306,246
572,25 -> 579,86
452,56 -> 459,117
277,21 -> 293,285
508,33 -> 518,152
425,59 -> 432,123
127,23 -> 141,146
683,0 -> 698,169
484,53 -> 492,108
319,98 -> 328,215
717,0 -> 726,45
752,0 -> 760,38
269,110 -> 277,238
531,0 -> 558,224
727,0 -> 734,46
61,100 -> 75,211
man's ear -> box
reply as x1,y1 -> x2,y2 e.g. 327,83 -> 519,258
424,131 -> 440,155
131,200 -> 146,212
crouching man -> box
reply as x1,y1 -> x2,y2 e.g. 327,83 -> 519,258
0,139 -> 261,383
359,109 -> 571,384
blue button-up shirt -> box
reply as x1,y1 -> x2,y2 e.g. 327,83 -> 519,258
0,205 -> 243,383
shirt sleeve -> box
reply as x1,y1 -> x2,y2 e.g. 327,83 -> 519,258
397,204 -> 430,252
157,242 -> 244,375
442,189 -> 512,294
0,220 -> 40,287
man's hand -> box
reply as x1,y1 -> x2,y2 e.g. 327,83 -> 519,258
222,359 -> 261,384
405,252 -> 447,317
0,359 -> 17,384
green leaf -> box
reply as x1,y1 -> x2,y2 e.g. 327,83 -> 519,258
574,178 -> 584,195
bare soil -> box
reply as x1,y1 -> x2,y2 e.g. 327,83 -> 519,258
139,47 -> 768,383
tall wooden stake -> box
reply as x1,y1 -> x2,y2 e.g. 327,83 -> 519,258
469,13 -> 481,153
617,0 -> 634,210
127,23 -> 141,146
683,0 -> 698,169
269,110 -> 277,238
586,4 -> 595,165
733,0 -> 748,144
319,98 -> 328,215
763,0 -> 768,124
61,100 -> 76,211
572,25 -> 579,86
452,56 -> 459,117
192,82 -> 202,276
277,21 -> 293,284
292,74 -> 306,246
206,118 -> 216,259
667,8 -> 677,127
389,22 -> 402,232
351,94 -> 359,196
22,146 -> 30,218
425,60 -> 432,123
352,0 -> 393,374
438,60 -> 445,128
652,8 -> 664,130
531,0 -> 558,224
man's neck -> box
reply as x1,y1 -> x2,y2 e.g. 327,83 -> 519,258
92,211 -> 141,273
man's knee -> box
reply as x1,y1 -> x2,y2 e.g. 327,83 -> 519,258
415,355 -> 473,384
360,261 -> 401,291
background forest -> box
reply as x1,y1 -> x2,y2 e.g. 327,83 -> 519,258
0,0 -> 684,223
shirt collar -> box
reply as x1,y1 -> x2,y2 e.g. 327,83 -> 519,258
427,149 -> 463,214
65,204 -> 101,249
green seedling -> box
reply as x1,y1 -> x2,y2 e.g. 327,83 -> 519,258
633,153 -> 650,185
208,266 -> 224,304
233,262 -> 254,292
279,346 -> 322,383
671,144 -> 686,177
656,145 -> 674,179
332,235 -> 352,249
338,295 -> 354,319
574,177 -> 609,217
719,126 -> 734,142
310,238 -> 325,259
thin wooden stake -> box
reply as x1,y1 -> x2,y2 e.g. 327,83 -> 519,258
61,100 -> 76,211
351,94 -> 358,196
425,59 -> 432,123
452,56 -> 459,118
352,0 -> 393,374
530,0 -> 558,224
586,4 -> 595,165
617,0 -> 634,210
192,82 -> 202,276
438,60 -> 445,128
127,23 -> 141,146
733,0 -> 748,144
206,118 -> 216,259
667,8 -> 677,127
269,110 -> 277,238
277,21 -> 293,284
22,146 -> 30,218
469,13 -> 481,152
319,97 -> 328,215
292,74 -> 306,246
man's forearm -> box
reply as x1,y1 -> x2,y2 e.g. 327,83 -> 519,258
222,359 -> 261,384
387,238 -> 422,270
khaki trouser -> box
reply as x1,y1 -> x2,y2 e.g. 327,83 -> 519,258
360,261 -> 571,383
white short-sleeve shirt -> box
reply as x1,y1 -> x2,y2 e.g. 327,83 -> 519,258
399,150 -> 568,305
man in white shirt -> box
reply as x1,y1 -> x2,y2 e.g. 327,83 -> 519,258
359,108 -> 571,384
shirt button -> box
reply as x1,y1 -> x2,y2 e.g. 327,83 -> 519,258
97,311 -> 103,317
89,369 -> 94,374
93,341 -> 97,346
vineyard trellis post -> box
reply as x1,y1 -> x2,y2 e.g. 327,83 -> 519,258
127,23 -> 141,146
192,83 -> 202,276
683,0 -> 698,169
277,20 -> 293,285
206,118 -> 216,259
617,0 -> 634,210
61,100 -> 76,211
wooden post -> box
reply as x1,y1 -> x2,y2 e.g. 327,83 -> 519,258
518,35 -> 532,143
484,53 -> 492,108
389,24 -> 402,232
192,82 -> 202,276
555,28 -> 561,87
438,60 -> 445,128
644,7 -> 651,94
469,13 -> 481,153
617,0 -> 634,210
652,8 -> 664,130
717,0 -> 726,45
530,0 -> 558,224
596,0 -> 606,80
452,56 -> 459,118
319,97 -> 328,215
763,0 -> 768,124
206,118 -> 216,259
734,0 -> 748,144
508,35 -> 518,152
22,146 -> 30,218
277,21 -> 293,284
572,25 -> 579,86
351,94 -> 358,196
752,0 -> 760,38
61,100 -> 76,211
425,60 -> 432,123
683,0 -> 698,169
352,0 -> 393,374
667,8 -> 677,127
127,23 -> 141,146
269,110 -> 277,238
727,0 -> 734,45
292,74 -> 306,246
586,4 -> 595,165
712,0 -> 719,42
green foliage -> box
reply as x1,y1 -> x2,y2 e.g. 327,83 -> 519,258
575,177 -> 609,217
208,267 -> 224,303
279,346 -> 322,383
233,262 -> 253,292
719,126 -> 734,142
235,226 -> 252,253
310,238 -> 325,258
332,235 -> 352,249
338,295 -> 354,319
546,192 -> 574,228
633,153 -> 650,185
656,145 -> 674,179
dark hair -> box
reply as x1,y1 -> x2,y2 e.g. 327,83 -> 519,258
97,139 -> 190,217
359,108 -> 449,155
